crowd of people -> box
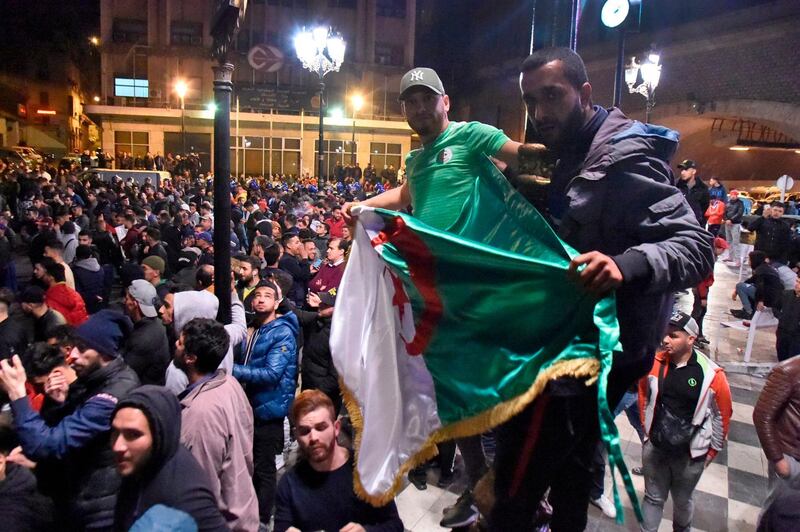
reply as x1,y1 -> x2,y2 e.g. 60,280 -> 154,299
0,46 -> 794,532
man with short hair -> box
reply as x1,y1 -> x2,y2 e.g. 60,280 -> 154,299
110,386 -> 228,531
731,250 -> 783,320
122,279 -> 170,385
723,189 -> 745,267
637,311 -> 732,532
234,281 -> 299,525
749,200 -> 793,263
0,310 -> 140,530
308,238 -> 349,294
237,255 -> 262,324
19,286 -> 66,342
251,235 -> 275,270
677,160 -> 710,227
36,257 -> 88,326
44,239 -> 75,290
176,318 -> 260,531
273,389 -> 403,532
325,206 -> 346,238
279,233 -> 315,307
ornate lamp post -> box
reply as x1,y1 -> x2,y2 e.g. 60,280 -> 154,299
210,0 -> 247,323
350,93 -> 363,166
625,52 -> 662,123
294,27 -> 346,185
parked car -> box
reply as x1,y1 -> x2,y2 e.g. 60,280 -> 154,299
0,147 -> 29,167
12,146 -> 43,165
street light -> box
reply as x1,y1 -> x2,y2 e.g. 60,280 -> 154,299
625,52 -> 662,123
174,80 -> 188,154
350,93 -> 364,166
89,36 -> 100,46
294,26 -> 346,185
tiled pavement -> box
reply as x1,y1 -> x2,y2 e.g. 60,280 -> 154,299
394,259 -> 772,531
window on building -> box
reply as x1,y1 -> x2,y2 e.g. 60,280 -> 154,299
114,78 -> 147,99
112,19 -> 147,43
114,131 -> 149,157
230,136 -> 301,177
171,21 -> 203,46
114,78 -> 149,98
374,43 -> 404,66
377,0 -> 405,18
370,142 -> 402,173
329,0 -> 357,8
315,139 -> 357,178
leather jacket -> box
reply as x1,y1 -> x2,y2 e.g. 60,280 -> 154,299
753,356 -> 800,462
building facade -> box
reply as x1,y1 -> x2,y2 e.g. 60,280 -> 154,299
87,0 -> 416,178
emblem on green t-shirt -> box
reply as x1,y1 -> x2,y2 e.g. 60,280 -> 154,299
437,148 -> 453,164
688,377 -> 698,387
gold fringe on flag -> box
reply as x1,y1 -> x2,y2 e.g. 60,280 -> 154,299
340,356 -> 600,507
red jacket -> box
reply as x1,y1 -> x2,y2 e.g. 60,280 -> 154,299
325,217 -> 346,238
705,200 -> 725,225
46,283 -> 89,326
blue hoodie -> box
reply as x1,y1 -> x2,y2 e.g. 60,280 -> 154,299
234,312 -> 300,421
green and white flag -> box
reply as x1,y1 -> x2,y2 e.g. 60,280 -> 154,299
331,157 -> 640,521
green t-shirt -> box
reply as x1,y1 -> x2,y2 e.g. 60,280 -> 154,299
405,121 -> 510,231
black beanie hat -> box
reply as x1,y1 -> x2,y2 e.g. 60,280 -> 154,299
73,309 -> 133,359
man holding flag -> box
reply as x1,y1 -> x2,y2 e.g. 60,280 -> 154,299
339,48 -> 713,531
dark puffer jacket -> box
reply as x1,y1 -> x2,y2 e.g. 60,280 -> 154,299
11,357 -> 140,531
234,312 -> 299,421
113,386 -> 228,531
298,312 -> 338,399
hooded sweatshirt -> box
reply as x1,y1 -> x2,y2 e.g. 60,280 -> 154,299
0,463 -> 55,532
164,290 -> 247,394
73,257 -> 107,314
113,386 -> 228,531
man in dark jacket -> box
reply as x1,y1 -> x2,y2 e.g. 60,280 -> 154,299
73,244 -> 108,314
732,250 -> 784,319
772,276 -> 800,361
487,47 -> 713,531
753,355 -> 800,531
0,424 -> 54,532
299,289 -> 339,413
0,288 -> 31,359
723,189 -> 746,266
233,280 -> 299,525
111,385 -> 228,531
749,200 -> 792,262
122,280 -> 170,385
278,233 -> 316,307
0,310 -> 140,531
676,159 -> 710,226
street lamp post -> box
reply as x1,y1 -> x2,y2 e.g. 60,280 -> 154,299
350,94 -> 363,166
174,80 -> 188,155
294,27 -> 346,186
209,0 -> 247,325
625,52 -> 662,123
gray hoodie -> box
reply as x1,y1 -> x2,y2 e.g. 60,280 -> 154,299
164,290 -> 247,394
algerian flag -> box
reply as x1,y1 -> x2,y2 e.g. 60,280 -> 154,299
331,157 -> 640,522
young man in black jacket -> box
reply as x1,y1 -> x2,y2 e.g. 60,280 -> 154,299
111,385 -> 228,531
732,251 -> 784,319
723,189 -> 745,266
749,201 -> 792,262
676,159 -> 710,227
773,276 -> 800,361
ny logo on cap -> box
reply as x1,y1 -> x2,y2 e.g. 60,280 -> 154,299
410,70 -> 424,81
